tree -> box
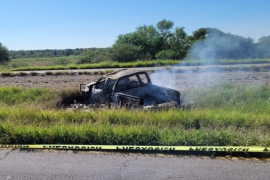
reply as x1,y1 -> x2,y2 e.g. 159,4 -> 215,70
187,28 -> 256,60
155,50 -> 178,59
77,49 -> 111,64
168,27 -> 190,59
190,28 -> 208,42
114,20 -> 192,60
115,25 -> 159,59
110,43 -> 141,62
255,36 -> 270,58
0,42 -> 11,64
156,19 -> 174,35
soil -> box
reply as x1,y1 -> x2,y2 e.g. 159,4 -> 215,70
1,71 -> 269,91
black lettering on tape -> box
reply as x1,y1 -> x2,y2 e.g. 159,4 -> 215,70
189,147 -> 251,152
13,145 -> 29,148
0,145 -> 268,152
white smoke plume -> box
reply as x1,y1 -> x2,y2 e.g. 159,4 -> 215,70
150,29 -> 257,91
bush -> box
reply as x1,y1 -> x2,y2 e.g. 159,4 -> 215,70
0,42 -> 11,64
53,58 -> 71,65
155,50 -> 179,60
110,43 -> 141,62
77,49 -> 111,64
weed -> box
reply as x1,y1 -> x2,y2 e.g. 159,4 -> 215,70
53,71 -> 64,76
19,72 -> 28,76
30,72 -> 38,76
0,85 -> 269,145
1,72 -> 15,77
45,72 -> 53,76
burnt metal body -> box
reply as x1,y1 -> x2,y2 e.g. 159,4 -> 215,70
80,69 -> 181,109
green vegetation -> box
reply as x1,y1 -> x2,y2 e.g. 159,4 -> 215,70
185,84 -> 270,114
0,85 -> 269,145
9,48 -> 95,59
1,108 -> 269,145
0,87 -> 62,109
9,56 -> 79,68
0,42 -> 11,64
8,59 -> 270,72
2,19 -> 270,72
0,70 -> 113,77
11,60 -> 179,71
6,19 -> 270,71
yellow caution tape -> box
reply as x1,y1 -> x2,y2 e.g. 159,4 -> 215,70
0,144 -> 269,152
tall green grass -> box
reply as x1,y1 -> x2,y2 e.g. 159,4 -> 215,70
11,60 -> 179,71
0,85 -> 269,145
185,84 -> 270,114
0,108 -> 269,145
10,56 -> 78,67
0,86 -> 82,109
7,58 -> 270,71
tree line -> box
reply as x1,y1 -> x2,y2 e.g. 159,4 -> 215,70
109,20 -> 270,62
10,48 -> 89,59
1,19 -> 270,64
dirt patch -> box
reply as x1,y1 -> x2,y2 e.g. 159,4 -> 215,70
0,74 -> 100,90
0,71 -> 269,91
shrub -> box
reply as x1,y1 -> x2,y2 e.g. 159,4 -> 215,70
110,43 -> 141,62
77,50 -> 111,64
0,42 -> 11,64
155,50 -> 179,60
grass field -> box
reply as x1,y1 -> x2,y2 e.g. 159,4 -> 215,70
0,56 -> 269,72
0,85 -> 269,146
10,56 -> 78,68
1,65 -> 270,78
10,60 -> 180,71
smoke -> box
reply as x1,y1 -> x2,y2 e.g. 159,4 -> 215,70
150,29 -> 260,92
187,29 -> 255,61
150,69 -> 179,89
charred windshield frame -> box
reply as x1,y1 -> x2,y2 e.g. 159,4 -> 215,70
114,72 -> 151,92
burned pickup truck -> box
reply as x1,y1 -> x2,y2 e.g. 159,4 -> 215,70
80,69 -> 181,109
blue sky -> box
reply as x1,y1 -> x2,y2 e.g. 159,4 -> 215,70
1,0 -> 270,50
